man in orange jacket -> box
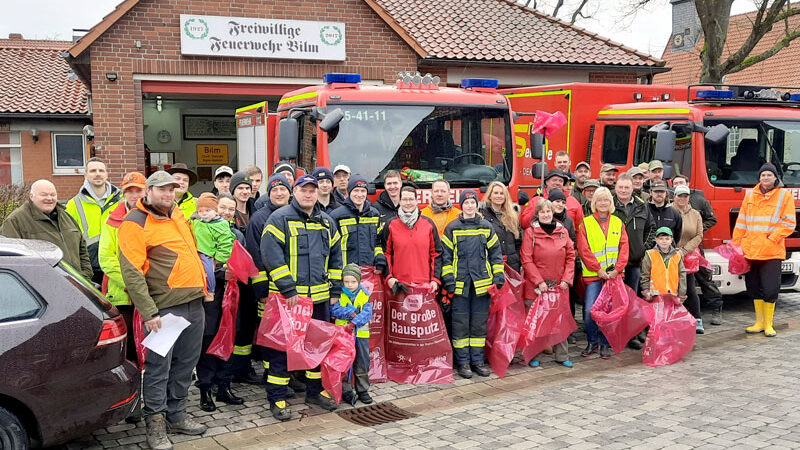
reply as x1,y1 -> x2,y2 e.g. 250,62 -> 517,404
119,171 -> 208,449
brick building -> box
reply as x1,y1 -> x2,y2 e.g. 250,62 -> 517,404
0,35 -> 91,194
61,0 -> 667,192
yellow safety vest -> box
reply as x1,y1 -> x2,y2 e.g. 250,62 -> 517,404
581,215 -> 623,277
646,249 -> 681,295
335,288 -> 371,338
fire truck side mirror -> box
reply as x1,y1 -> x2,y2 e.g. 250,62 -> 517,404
531,133 -> 544,160
532,161 -> 548,178
278,117 -> 299,160
704,124 -> 730,145
654,129 -> 676,162
319,108 -> 344,132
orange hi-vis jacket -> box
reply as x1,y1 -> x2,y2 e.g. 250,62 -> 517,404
732,184 -> 796,261
646,248 -> 680,295
118,199 -> 207,321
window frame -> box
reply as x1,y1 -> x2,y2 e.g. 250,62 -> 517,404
0,131 -> 23,184
51,132 -> 86,175
601,124 -> 631,165
0,269 -> 45,324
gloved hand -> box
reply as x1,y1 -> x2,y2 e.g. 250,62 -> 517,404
444,283 -> 456,294
391,281 -> 410,295
374,261 -> 388,275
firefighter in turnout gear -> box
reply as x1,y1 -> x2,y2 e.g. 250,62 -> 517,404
329,175 -> 388,272
260,174 -> 343,420
441,190 -> 505,379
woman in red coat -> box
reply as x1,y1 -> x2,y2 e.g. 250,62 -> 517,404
520,199 -> 576,368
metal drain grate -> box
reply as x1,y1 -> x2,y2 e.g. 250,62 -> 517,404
337,402 -> 417,426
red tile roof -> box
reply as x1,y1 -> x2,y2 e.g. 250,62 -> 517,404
654,6 -> 800,85
368,0 -> 664,67
0,38 -> 89,115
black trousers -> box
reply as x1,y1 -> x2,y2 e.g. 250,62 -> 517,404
451,285 -> 490,366
684,272 -> 701,318
696,247 -> 723,309
196,334 -> 233,390
745,259 -> 782,303
266,301 -> 329,402
231,282 -> 258,376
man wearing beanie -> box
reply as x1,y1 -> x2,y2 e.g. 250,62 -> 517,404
441,189 -> 505,379
229,171 -> 254,231
521,169 -> 584,232
330,175 -> 388,274
330,263 -> 374,405
274,160 -> 297,186
313,166 -> 340,214
422,179 -> 461,237
245,173 -> 293,387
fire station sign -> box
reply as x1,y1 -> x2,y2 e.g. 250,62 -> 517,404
196,144 -> 229,165
180,14 -> 346,61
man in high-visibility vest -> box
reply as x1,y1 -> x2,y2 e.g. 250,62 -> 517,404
640,227 -> 687,301
65,157 -> 121,283
167,163 -> 199,220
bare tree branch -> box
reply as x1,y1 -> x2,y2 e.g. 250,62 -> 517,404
726,26 -> 800,74
570,0 -> 591,24
552,0 -> 566,18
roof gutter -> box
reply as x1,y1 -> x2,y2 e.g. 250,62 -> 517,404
0,112 -> 91,119
418,58 -> 670,74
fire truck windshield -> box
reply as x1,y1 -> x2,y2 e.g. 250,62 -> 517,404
705,119 -> 800,187
325,104 -> 512,186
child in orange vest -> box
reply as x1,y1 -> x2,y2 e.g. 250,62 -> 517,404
640,227 -> 687,302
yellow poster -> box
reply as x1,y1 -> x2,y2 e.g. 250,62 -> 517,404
196,144 -> 228,164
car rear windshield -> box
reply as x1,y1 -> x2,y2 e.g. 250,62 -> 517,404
57,261 -> 114,314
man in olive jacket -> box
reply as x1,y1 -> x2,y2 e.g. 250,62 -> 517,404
1,179 -> 92,279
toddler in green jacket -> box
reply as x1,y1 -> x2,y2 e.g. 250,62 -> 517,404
192,193 -> 234,301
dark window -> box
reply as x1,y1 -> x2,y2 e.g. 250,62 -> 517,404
0,272 -> 42,323
602,125 -> 630,165
52,133 -> 85,172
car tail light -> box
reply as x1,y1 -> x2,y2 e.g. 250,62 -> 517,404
97,314 -> 128,347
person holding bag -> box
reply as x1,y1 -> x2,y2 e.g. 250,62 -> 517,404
733,163 -> 796,337
520,199 -> 576,368
576,187 -> 629,360
672,184 -> 705,334
480,181 -> 523,272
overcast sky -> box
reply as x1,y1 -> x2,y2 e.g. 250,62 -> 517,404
0,0 -> 761,58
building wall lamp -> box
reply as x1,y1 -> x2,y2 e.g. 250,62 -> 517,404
106,72 -> 118,82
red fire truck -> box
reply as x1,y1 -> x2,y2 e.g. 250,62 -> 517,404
502,82 -> 800,295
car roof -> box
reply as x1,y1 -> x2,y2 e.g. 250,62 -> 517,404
0,237 -> 63,266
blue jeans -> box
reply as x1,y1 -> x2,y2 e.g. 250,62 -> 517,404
584,280 -> 608,346
624,266 -> 641,297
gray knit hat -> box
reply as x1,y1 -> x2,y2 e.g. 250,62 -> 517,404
342,263 -> 362,282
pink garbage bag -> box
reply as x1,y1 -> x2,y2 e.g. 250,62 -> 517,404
517,288 -> 577,364
485,265 -> 527,377
714,243 -> 750,275
642,294 -> 696,367
590,278 -> 654,354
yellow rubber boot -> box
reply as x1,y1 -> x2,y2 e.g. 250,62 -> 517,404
763,302 -> 777,337
746,299 -> 765,334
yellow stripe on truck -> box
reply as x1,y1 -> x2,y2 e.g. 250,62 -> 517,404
279,91 -> 318,105
598,108 -> 690,115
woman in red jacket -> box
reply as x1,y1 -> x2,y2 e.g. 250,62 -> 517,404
383,186 -> 443,292
520,199 -> 576,368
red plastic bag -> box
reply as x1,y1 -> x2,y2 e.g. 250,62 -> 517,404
714,243 -> 750,275
360,267 -> 387,383
642,294 -> 696,367
132,308 -> 146,369
532,110 -> 568,139
517,288 -> 577,363
205,281 -> 240,360
485,265 -> 527,377
255,293 -> 314,364
683,248 -> 712,274
590,278 -> 655,354
320,323 -> 357,403
226,241 -> 259,283
386,284 -> 454,384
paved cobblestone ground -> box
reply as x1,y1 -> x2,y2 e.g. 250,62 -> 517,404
58,293 -> 800,449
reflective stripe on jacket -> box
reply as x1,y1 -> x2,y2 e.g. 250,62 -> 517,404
330,199 -> 387,268
581,215 -> 623,277
732,184 -> 796,260
65,186 -> 121,269
176,191 -> 197,220
441,215 -> 505,296
98,202 -> 131,306
260,200 -> 343,303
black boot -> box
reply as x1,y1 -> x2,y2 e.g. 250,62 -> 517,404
471,364 -> 491,377
457,364 -> 473,379
200,389 -> 216,412
357,391 -> 374,404
233,369 -> 265,385
216,385 -> 244,405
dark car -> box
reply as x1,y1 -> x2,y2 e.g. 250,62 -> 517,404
0,238 -> 138,448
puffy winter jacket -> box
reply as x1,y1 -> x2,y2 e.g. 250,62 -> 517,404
316,195 -> 340,215
118,199 -> 207,321
614,196 -> 656,265
732,184 -> 796,260
260,200 -> 343,303
421,204 -> 461,237
374,191 -> 399,228
520,221 -> 576,299
330,199 -> 387,269
192,216 -> 234,263
480,205 -> 522,272
382,214 -> 442,285
98,202 -> 132,306
520,191 -> 584,230
441,215 -> 505,296
648,201 -> 683,246
65,182 -> 122,271
245,198 -> 282,299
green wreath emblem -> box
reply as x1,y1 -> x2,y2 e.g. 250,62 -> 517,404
320,25 -> 343,46
184,18 -> 209,40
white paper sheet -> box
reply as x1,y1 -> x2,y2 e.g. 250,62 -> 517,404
141,313 -> 191,357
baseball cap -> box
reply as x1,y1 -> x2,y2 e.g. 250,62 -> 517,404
650,180 -> 668,192
674,185 -> 691,196
121,172 -> 147,191
627,167 -> 645,177
638,162 -> 650,171
333,164 -> 351,175
575,161 -> 591,171
583,179 -> 600,189
214,165 -> 234,179
600,163 -> 619,173
146,171 -> 180,188
166,163 -> 198,186
655,226 -> 673,237
648,160 -> 664,171
294,174 -> 318,188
